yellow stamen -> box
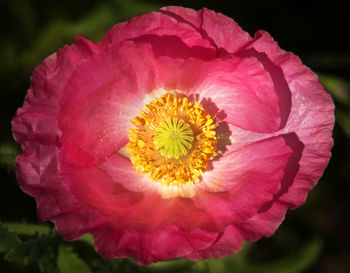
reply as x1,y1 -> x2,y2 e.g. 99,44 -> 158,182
154,118 -> 193,159
126,93 -> 217,186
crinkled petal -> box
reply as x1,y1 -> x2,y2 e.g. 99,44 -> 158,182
92,224 -> 219,265
60,151 -> 216,233
225,31 -> 335,243
52,205 -> 106,241
235,201 -> 288,242
193,136 -> 292,230
14,139 -> 106,241
101,8 -> 216,59
241,30 -> 334,208
159,54 -> 282,133
11,6 -> 334,265
58,41 -> 162,166
159,7 -> 251,54
231,133 -> 303,241
185,225 -> 242,260
101,6 -> 251,60
11,42 -> 89,216
59,134 -> 291,235
12,36 -> 107,239
15,144 -> 77,221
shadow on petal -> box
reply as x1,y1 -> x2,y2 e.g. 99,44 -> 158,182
199,97 -> 232,159
259,132 -> 304,213
159,9 -> 231,58
131,34 -> 217,60
237,48 -> 292,130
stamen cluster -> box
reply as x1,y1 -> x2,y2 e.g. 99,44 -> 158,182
127,93 -> 217,186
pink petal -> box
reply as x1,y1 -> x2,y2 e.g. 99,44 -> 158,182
101,8 -> 216,59
159,7 -> 251,54
14,142 -> 106,241
235,200 -> 288,242
101,6 -> 251,61
159,54 -> 282,133
15,144 -> 76,221
58,41 -> 162,167
12,38 -> 101,219
241,31 -> 334,208
194,136 -> 292,229
185,225 -> 242,260
92,224 -> 218,265
60,153 -> 215,233
225,31 -> 335,243
59,133 -> 291,236
11,7 -> 335,264
52,205 -> 106,241
232,133 -> 303,241
12,41 -> 94,145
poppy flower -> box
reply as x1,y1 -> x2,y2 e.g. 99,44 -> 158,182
12,6 -> 334,265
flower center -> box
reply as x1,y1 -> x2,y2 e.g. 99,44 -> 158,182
154,118 -> 193,159
126,93 -> 217,186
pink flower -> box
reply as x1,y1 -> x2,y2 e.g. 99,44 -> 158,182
12,6 -> 334,265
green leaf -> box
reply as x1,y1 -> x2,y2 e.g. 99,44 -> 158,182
189,239 -> 321,273
3,222 -> 94,246
0,222 -> 21,253
148,259 -> 196,273
3,222 -> 51,236
199,242 -> 251,273
319,74 -> 350,106
0,224 -> 59,273
57,244 -> 92,273
243,238 -> 323,273
0,142 -> 19,168
318,74 -> 350,137
79,233 -> 94,246
4,233 -> 56,266
39,252 -> 60,273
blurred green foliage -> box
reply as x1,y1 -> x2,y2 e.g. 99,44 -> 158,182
319,74 -> 350,137
0,222 -> 324,273
0,143 -> 19,168
1,0 -> 350,273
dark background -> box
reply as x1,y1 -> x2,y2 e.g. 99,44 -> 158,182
1,1 -> 349,272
